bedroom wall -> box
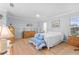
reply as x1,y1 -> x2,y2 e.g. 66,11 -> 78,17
47,12 -> 79,40
7,11 -> 79,40
7,15 -> 44,39
0,12 -> 7,26
0,3 -> 9,26
47,16 -> 70,38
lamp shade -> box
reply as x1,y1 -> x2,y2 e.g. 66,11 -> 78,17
1,26 -> 14,39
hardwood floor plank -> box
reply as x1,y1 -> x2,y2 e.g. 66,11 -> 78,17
10,39 -> 79,55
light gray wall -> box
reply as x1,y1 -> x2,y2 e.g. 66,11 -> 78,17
7,15 -> 44,39
47,12 -> 79,40
47,16 -> 70,37
7,12 -> 79,40
0,11 -> 7,26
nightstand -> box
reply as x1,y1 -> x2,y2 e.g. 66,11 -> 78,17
68,36 -> 79,47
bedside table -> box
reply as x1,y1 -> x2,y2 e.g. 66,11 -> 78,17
68,36 -> 79,47
68,36 -> 79,51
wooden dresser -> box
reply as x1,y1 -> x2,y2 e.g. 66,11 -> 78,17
22,31 -> 36,38
68,36 -> 79,47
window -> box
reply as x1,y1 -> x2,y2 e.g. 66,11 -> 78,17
70,17 -> 79,36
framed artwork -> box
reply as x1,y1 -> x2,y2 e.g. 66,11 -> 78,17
26,24 -> 32,27
51,19 -> 60,27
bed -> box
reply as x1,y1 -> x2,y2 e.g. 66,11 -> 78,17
29,31 -> 64,50
44,32 -> 64,49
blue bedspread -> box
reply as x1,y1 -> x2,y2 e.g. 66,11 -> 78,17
29,33 -> 46,49
34,33 -> 44,46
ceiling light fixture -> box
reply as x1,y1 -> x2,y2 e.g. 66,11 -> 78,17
36,14 -> 40,18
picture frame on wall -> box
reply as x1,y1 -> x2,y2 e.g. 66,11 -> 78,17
51,19 -> 60,27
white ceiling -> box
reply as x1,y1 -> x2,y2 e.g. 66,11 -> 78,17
0,3 -> 9,14
6,3 -> 79,19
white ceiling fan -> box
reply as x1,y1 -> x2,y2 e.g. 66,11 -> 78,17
10,3 -> 14,7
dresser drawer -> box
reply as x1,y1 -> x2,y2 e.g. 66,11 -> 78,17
68,36 -> 79,47
23,31 -> 36,38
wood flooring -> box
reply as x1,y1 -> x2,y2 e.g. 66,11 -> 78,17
10,39 -> 79,55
